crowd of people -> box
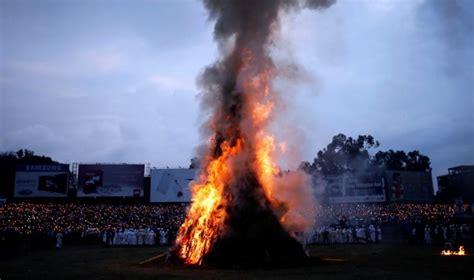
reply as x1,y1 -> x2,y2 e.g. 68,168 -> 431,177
307,225 -> 382,244
0,202 -> 471,248
313,203 -> 457,227
309,203 -> 471,246
400,222 -> 471,246
0,203 -> 186,247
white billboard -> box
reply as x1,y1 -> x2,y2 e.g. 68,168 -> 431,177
150,168 -> 198,202
326,173 -> 386,203
385,170 -> 434,202
77,164 -> 145,197
14,165 -> 69,197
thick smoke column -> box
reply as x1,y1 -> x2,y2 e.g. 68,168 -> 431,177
175,0 -> 335,266
200,0 -> 336,114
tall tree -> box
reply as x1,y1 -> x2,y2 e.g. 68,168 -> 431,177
189,157 -> 200,169
303,134 -> 432,177
312,133 -> 379,175
372,150 -> 431,172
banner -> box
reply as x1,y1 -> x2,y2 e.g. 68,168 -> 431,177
14,164 -> 69,197
77,164 -> 144,197
150,168 -> 198,202
326,172 -> 386,203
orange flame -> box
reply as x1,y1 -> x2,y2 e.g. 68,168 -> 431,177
175,49 -> 293,265
175,140 -> 241,264
441,246 -> 466,256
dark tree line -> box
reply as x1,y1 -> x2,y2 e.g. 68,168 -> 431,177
0,149 -> 58,197
300,133 -> 431,176
189,157 -> 200,169
373,150 -> 431,173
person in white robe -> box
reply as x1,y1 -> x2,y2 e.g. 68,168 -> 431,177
137,228 -> 144,246
143,229 -> 149,245
118,229 -> 125,245
126,229 -> 133,245
144,229 -> 154,245
113,229 -> 119,245
329,229 -> 336,244
376,226 -> 382,242
56,232 -> 63,249
369,225 -> 376,243
150,229 -> 157,246
424,225 -> 432,244
356,227 -> 365,243
347,229 -> 353,243
130,229 -> 137,245
442,225 -> 447,243
159,229 -> 168,245
336,228 -> 343,243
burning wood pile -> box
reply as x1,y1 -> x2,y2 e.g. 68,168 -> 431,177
169,0 -> 336,267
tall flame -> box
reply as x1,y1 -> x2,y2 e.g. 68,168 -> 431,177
173,0 -> 334,265
175,140 -> 242,265
175,50 -> 285,265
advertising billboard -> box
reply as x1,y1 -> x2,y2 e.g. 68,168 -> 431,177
77,164 -> 144,197
14,164 -> 69,197
385,170 -> 434,202
150,168 -> 198,202
326,172 -> 386,203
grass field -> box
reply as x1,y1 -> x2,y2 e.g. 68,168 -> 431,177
1,243 -> 472,280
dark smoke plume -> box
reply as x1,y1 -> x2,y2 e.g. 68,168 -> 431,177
199,0 -> 336,164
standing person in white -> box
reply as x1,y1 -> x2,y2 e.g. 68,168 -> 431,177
117,229 -> 125,245
376,226 -> 382,242
424,225 -> 432,244
146,229 -> 156,246
159,229 -> 168,246
369,225 -> 376,243
129,229 -> 137,245
137,228 -> 144,246
56,231 -> 63,249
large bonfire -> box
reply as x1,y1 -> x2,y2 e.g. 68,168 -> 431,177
173,0 -> 335,266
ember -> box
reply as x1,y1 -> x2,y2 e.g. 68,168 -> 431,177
441,246 -> 466,256
171,0 -> 335,266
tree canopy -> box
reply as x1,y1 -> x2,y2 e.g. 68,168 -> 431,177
301,133 -> 431,176
373,149 -> 431,173
189,157 -> 200,169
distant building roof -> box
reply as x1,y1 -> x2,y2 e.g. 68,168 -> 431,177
448,165 -> 474,174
